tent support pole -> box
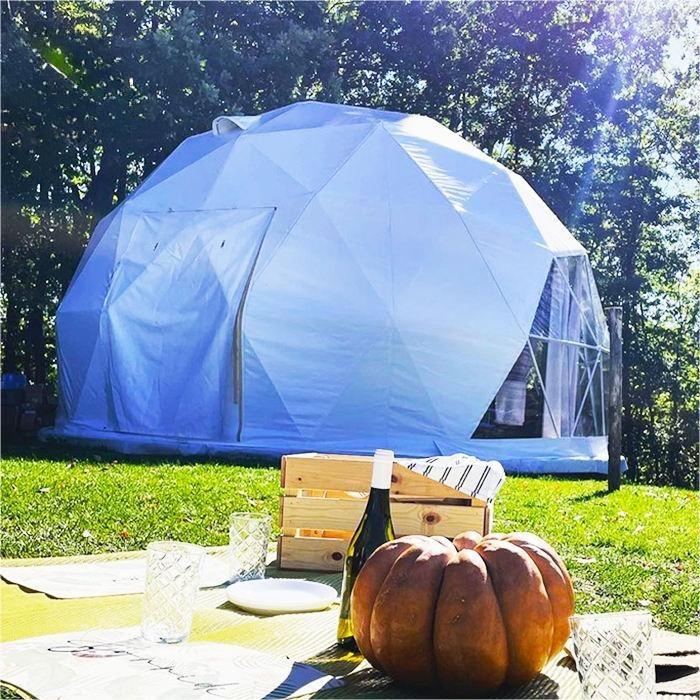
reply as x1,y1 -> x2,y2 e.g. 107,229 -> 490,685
606,306 -> 623,492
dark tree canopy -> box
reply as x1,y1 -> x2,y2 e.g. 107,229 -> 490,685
2,0 -> 697,487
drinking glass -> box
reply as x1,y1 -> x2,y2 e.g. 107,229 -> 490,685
570,611 -> 655,700
141,540 -> 205,643
229,512 -> 271,582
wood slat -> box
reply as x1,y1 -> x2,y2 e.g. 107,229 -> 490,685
281,496 -> 486,538
278,536 -> 348,572
282,453 -> 486,505
484,504 -> 494,533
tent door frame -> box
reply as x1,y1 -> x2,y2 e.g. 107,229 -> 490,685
233,207 -> 276,442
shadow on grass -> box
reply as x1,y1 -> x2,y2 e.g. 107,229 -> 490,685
1,436 -> 279,470
570,488 -> 613,503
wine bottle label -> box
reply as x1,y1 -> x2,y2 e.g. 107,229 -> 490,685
371,449 -> 394,489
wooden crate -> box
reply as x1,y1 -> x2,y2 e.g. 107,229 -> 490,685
278,453 -> 493,572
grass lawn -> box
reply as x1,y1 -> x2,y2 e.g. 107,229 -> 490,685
1,441 -> 697,634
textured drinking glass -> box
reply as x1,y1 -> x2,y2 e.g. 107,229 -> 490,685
229,512 -> 271,582
571,611 -> 654,700
141,541 -> 205,643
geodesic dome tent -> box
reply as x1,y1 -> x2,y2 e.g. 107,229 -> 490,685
51,101 -> 611,472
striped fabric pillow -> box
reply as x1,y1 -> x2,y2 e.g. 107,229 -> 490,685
397,454 -> 505,503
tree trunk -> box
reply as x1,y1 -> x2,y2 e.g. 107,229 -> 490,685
3,292 -> 20,372
83,146 -> 127,222
27,305 -> 46,383
607,306 -> 623,491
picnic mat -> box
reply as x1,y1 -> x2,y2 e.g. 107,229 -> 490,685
0,626 -> 341,699
1,549 -> 697,699
0,552 -> 230,598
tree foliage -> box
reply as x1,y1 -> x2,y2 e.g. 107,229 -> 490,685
2,0 -> 697,486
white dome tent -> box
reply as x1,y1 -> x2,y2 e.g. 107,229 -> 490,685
50,101 -> 611,472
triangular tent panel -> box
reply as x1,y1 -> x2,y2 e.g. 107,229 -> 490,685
49,101 -> 612,473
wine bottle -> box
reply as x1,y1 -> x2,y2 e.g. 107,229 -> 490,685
337,448 -> 396,648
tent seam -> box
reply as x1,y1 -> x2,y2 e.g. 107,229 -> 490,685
132,134 -> 237,204
241,340 -> 304,438
240,139 -> 313,197
379,123 -> 537,340
249,122 -> 383,281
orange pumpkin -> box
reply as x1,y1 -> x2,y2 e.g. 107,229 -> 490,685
350,531 -> 574,696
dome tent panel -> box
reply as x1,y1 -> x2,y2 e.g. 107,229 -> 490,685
538,256 -> 608,440
506,172 -> 584,256
103,208 -> 273,441
241,122 -> 378,193
238,337 -> 304,444
555,255 -> 610,350
67,206 -> 121,295
131,136 -> 239,213
251,100 -> 405,134
584,258 -> 610,350
241,197 -> 395,442
56,206 -> 127,424
240,124 -> 528,447
135,130 -> 237,200
383,115 -> 565,336
62,206 -> 127,314
571,347 -> 606,437
203,136 -> 311,209
49,101 -> 612,473
105,211 -> 168,307
56,307 -> 102,430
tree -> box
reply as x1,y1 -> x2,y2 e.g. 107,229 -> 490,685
2,0 -> 335,378
2,0 -> 696,485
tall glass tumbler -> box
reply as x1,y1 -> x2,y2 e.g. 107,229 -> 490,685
229,512 -> 271,582
571,611 -> 655,700
141,541 -> 205,643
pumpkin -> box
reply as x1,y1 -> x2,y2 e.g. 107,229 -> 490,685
350,531 -> 574,696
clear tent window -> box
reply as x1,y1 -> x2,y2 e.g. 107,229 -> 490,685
475,254 -> 610,440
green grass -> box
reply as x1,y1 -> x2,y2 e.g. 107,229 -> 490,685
1,442 -> 698,634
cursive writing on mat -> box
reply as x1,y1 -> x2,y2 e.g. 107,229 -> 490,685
48,638 -> 337,698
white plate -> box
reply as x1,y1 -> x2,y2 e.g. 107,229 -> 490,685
226,578 -> 338,615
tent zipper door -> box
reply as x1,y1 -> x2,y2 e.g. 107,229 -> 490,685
233,210 -> 274,443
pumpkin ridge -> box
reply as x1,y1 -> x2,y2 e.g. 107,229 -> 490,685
434,548 -> 508,694
367,539 -> 428,655
427,545 -> 456,690
476,546 -> 516,683
413,542 -> 453,687
510,540 -> 556,676
370,541 -> 448,686
477,540 -> 554,686
417,535 -> 459,689
353,538 -> 418,668
516,542 -> 574,658
503,534 -> 571,588
369,545 -> 418,679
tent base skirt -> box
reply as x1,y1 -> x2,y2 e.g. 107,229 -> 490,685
40,425 -> 623,475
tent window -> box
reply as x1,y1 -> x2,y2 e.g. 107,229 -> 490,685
474,254 -> 609,439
